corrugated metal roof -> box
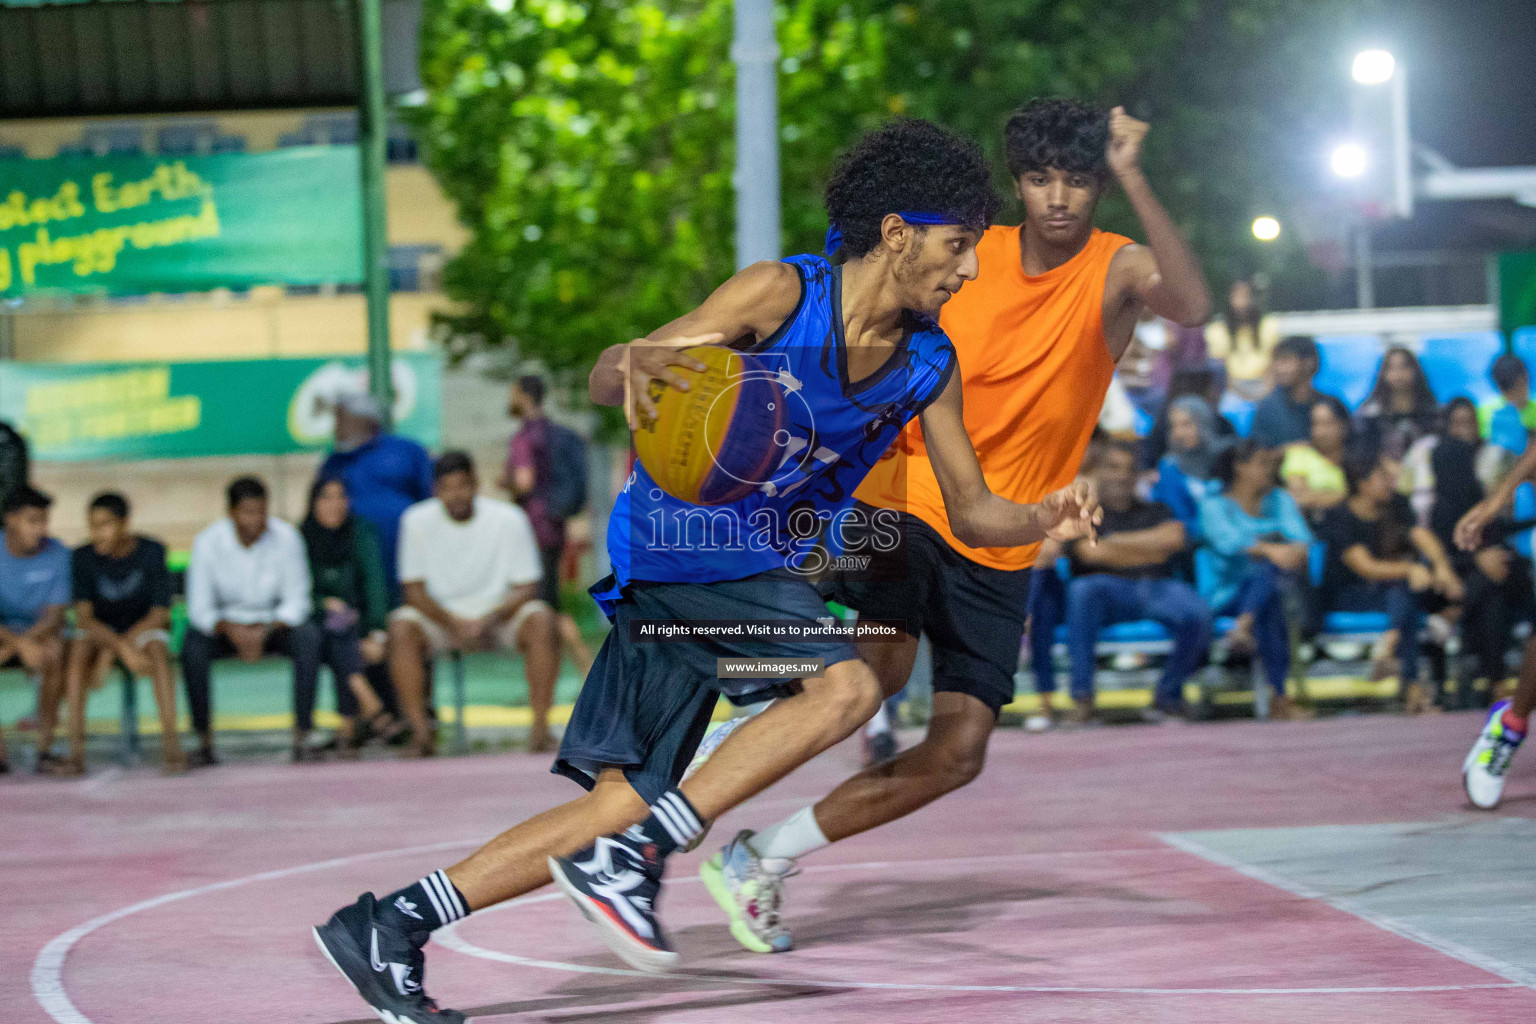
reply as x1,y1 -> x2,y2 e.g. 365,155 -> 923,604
0,0 -> 420,118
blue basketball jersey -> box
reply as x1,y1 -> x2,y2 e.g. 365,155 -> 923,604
594,254 -> 956,617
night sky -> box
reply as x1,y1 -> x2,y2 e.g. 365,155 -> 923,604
1374,0 -> 1536,168
1356,0 -> 1536,258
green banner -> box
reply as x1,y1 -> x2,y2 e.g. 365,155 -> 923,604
1500,251 -> 1536,334
0,148 -> 362,296
0,354 -> 439,461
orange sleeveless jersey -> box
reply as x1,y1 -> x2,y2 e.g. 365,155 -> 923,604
854,225 -> 1132,570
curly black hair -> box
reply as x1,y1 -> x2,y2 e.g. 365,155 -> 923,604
824,118 -> 1000,259
1003,97 -> 1109,181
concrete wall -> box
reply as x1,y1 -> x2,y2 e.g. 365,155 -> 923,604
11,290 -> 446,363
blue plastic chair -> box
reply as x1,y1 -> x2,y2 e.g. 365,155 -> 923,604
1219,394 -> 1256,437
1315,336 -> 1384,411
1310,541 -> 1390,634
1420,332 -> 1504,408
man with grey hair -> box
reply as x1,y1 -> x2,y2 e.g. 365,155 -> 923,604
316,391 -> 434,603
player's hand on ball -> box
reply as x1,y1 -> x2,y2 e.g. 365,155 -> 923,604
1106,106 -> 1148,179
622,333 -> 724,430
1041,479 -> 1102,543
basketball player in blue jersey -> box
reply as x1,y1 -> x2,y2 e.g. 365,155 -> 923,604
312,119 -> 1099,1022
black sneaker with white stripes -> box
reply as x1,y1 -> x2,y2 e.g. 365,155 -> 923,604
312,892 -> 466,1024
549,832 -> 678,973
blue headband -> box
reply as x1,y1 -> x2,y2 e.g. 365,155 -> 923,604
824,211 -> 963,257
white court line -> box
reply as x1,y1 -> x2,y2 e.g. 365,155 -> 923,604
434,850 -> 1524,998
31,838 -> 480,1024
31,842 -> 1525,1024
1160,832 -> 1536,990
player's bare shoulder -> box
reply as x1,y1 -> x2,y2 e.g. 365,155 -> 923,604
1102,243 -> 1159,358
1105,242 -> 1157,303
715,260 -> 804,343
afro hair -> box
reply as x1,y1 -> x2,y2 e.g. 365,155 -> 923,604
824,118 -> 1000,260
1003,98 -> 1110,182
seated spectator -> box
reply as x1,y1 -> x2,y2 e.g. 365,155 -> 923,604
316,391 -> 431,734
1150,395 -> 1229,534
1425,426 -> 1530,703
61,493 -> 185,776
391,451 -> 559,756
1354,347 -> 1440,461
1,486 -> 70,774
183,477 -> 321,766
301,477 -> 402,756
1027,537 -> 1068,718
1138,368 -> 1236,471
1403,398 -> 1506,525
1064,442 -> 1210,720
1283,394 -> 1351,522
1203,278 -> 1279,401
1197,442 -> 1313,719
1249,335 -> 1326,448
1479,353 -> 1536,443
1317,453 -> 1465,712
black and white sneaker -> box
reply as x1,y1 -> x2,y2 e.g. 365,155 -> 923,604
549,834 -> 679,973
313,892 -> 466,1024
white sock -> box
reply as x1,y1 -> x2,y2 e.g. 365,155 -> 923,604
751,805 -> 830,869
865,701 -> 891,738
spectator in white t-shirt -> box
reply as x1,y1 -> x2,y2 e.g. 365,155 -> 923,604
390,450 -> 559,755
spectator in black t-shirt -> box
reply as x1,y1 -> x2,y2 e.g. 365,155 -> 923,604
65,492 -> 186,775
1062,441 -> 1211,718
1318,453 -> 1464,711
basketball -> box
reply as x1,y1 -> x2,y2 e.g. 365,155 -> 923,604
632,344 -> 787,505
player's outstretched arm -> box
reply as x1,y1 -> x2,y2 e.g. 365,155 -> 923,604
1455,443 -> 1536,550
919,373 -> 1101,548
1104,106 -> 1212,338
588,260 -> 803,426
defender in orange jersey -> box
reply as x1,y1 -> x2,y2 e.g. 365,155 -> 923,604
700,99 -> 1212,954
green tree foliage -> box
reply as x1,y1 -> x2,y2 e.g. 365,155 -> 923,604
411,0 -> 1373,371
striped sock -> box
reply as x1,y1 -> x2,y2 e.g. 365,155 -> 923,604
380,870 -> 470,934
629,788 -> 704,858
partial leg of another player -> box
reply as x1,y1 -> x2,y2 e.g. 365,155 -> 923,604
701,629 -> 1002,953
548,659 -> 883,970
1463,635 -> 1535,809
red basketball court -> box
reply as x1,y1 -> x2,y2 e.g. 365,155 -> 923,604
7,712 -> 1535,1024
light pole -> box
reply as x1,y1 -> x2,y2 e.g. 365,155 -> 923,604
355,0 -> 393,420
1330,49 -> 1406,308
733,0 -> 781,270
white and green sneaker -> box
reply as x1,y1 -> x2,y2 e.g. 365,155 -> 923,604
681,704 -> 775,852
700,831 -> 796,953
1464,700 -> 1526,810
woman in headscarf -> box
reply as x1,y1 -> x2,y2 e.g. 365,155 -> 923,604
1423,400 -> 1529,705
300,476 -> 399,758
1151,394 -> 1232,537
1138,368 -> 1237,471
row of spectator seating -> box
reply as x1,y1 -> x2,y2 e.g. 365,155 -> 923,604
1043,483 -> 1536,716
1131,329 -> 1536,439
